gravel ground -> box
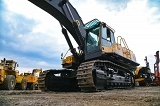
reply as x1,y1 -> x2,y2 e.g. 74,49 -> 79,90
0,87 -> 160,106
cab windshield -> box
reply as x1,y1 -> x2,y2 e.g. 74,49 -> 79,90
85,19 -> 100,53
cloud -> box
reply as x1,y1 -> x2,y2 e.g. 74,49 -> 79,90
147,0 -> 160,9
95,0 -> 131,12
0,0 -> 70,72
0,2 -> 40,59
146,0 -> 160,23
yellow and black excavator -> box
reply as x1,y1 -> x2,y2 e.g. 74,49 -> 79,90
134,56 -> 153,86
28,0 -> 139,92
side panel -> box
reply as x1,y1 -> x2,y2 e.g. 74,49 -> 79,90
24,75 -> 37,83
101,44 -> 137,63
16,76 -> 23,83
0,69 -> 5,84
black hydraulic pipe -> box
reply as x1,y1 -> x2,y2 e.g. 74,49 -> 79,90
61,27 -> 80,63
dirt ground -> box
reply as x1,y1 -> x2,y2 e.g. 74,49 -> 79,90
0,87 -> 160,106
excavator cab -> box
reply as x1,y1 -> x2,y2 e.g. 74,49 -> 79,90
85,19 -> 115,56
62,19 -> 115,68
84,19 -> 137,70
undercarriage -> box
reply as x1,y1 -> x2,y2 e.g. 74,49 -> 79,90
38,60 -> 135,92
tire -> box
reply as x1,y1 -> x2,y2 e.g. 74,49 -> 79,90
30,83 -> 35,90
2,75 -> 16,90
30,83 -> 39,90
17,78 -> 27,90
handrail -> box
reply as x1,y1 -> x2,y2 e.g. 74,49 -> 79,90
117,36 -> 121,44
121,38 -> 129,50
116,36 -> 131,59
117,36 -> 130,50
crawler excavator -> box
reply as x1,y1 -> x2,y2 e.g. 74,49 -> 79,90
28,0 -> 139,92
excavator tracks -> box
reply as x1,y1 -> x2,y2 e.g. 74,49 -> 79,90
38,71 -> 48,91
77,60 -> 134,92
77,61 -> 97,92
38,60 -> 135,92
38,69 -> 80,92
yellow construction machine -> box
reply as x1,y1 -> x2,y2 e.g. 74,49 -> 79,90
134,57 -> 153,86
0,58 -> 27,90
24,68 -> 42,90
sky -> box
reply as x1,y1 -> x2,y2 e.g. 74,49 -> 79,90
0,0 -> 160,73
